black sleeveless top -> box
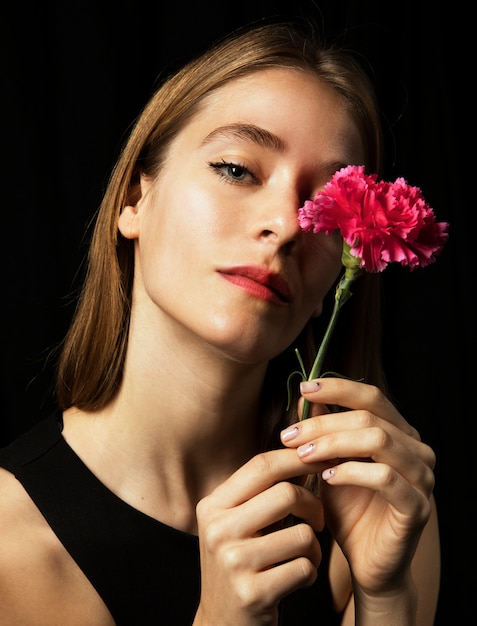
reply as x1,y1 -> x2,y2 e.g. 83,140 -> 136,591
0,412 -> 343,625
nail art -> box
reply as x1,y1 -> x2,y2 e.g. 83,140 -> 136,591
297,442 -> 315,457
300,380 -> 321,393
281,425 -> 299,442
322,467 -> 336,480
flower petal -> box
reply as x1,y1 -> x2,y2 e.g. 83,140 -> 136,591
297,165 -> 449,273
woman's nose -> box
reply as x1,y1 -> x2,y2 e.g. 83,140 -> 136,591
255,188 -> 303,252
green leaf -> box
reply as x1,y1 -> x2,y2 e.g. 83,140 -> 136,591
294,348 -> 306,378
286,370 -> 305,410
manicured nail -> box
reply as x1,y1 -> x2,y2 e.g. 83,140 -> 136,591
300,380 -> 321,393
281,425 -> 299,442
297,442 -> 315,457
322,467 -> 336,480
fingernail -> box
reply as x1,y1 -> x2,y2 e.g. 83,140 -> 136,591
300,380 -> 321,393
281,425 -> 299,442
322,467 -> 336,480
297,442 -> 315,458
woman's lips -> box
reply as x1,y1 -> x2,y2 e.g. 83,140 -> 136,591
219,266 -> 291,305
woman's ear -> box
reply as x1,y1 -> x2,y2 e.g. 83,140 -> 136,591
118,204 -> 140,239
118,174 -> 153,240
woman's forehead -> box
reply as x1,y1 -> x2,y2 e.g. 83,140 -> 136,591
175,67 -> 365,163
200,66 -> 335,110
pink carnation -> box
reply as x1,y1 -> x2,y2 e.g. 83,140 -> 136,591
298,165 -> 449,272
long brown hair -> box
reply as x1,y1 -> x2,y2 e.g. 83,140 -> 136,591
55,21 -> 386,448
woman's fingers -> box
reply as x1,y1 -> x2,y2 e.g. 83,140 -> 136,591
298,377 -> 420,439
317,460 -> 432,522
198,453 -> 325,537
231,480 -> 325,534
204,448 -> 313,508
197,520 -> 322,613
282,415 -> 436,491
195,450 -> 325,620
233,525 -> 322,601
274,377 -> 438,605
219,522 -> 322,573
281,377 -> 436,508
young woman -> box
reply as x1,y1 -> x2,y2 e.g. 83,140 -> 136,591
0,21 -> 440,625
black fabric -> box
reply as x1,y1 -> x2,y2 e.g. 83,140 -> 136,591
0,412 -> 342,625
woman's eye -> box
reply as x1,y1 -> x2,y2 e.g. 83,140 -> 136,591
208,160 -> 259,185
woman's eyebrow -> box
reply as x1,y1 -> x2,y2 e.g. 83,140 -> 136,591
201,123 -> 286,151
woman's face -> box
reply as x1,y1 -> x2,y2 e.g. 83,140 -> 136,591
119,67 -> 365,364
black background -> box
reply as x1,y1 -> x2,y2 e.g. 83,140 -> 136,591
1,1 -> 473,623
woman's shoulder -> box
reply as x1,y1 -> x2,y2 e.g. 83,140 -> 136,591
0,467 -> 59,617
0,455 -> 51,537
0,464 -> 37,518
0,466 -> 115,625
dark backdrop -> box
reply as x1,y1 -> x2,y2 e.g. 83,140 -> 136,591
1,1 -> 473,623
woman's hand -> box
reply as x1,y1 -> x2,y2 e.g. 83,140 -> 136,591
193,448 -> 325,626
280,377 -> 436,607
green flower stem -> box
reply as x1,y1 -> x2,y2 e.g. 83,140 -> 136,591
301,244 -> 363,420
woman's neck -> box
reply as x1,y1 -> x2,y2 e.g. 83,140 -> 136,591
62,328 -> 268,534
